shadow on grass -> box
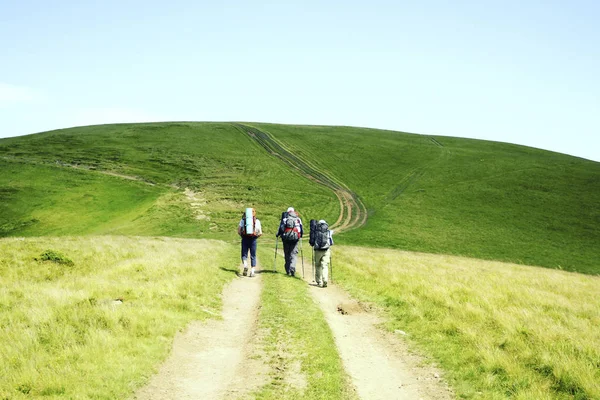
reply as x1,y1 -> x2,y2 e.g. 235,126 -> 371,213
219,267 -> 281,276
219,267 -> 240,276
257,269 -> 278,275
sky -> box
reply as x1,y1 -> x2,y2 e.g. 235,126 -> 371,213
1,0 -> 599,161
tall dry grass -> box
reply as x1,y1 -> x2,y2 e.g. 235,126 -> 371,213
333,246 -> 600,399
0,236 -> 237,399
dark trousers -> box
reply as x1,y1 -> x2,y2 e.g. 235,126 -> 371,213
241,236 -> 258,267
283,240 -> 299,275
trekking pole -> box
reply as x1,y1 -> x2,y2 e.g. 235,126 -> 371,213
273,237 -> 278,272
300,238 -> 305,279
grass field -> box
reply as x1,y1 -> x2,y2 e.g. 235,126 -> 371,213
332,245 -> 600,399
0,237 -> 359,399
4,236 -> 598,399
0,236 -> 239,399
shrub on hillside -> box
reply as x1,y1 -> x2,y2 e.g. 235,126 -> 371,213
36,249 -> 74,266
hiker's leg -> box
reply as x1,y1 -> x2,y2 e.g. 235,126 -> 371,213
249,237 -> 257,267
289,241 -> 299,275
283,241 -> 292,274
241,238 -> 249,267
313,250 -> 319,283
314,250 -> 323,285
321,249 -> 331,284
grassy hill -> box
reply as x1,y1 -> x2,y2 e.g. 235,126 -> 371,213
251,123 -> 600,274
1,122 -> 600,399
1,122 -> 598,273
0,123 -> 338,240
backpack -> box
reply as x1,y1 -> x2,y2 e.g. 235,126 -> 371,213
281,212 -> 300,242
313,221 -> 330,250
242,209 -> 257,237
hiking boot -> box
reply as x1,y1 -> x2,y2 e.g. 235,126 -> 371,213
322,281 -> 328,288
250,269 -> 255,277
243,268 -> 248,276
291,271 -> 295,277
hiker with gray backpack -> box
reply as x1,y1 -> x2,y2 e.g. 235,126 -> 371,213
309,219 -> 334,287
276,207 -> 304,277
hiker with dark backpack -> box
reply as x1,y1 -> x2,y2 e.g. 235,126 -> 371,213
276,207 -> 303,277
309,219 -> 333,288
237,208 -> 263,277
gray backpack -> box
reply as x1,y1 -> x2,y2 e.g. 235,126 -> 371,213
313,221 -> 330,250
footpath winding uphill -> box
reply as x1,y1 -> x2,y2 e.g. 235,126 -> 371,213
135,130 -> 453,399
235,124 -> 367,233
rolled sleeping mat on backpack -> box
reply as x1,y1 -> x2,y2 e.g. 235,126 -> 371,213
245,208 -> 254,235
309,219 -> 316,246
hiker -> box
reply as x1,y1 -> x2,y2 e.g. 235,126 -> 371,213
237,208 -> 263,277
276,207 -> 303,277
310,219 -> 333,287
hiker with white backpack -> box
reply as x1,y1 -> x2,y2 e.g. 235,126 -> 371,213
276,207 -> 304,277
310,219 -> 333,288
237,207 -> 263,277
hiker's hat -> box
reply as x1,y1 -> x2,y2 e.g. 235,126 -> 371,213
287,207 -> 294,212
318,219 -> 327,224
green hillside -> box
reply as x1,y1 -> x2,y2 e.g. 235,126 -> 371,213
252,123 -> 600,274
1,122 -> 598,274
0,123 -> 338,240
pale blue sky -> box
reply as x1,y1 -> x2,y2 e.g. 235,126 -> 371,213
1,0 -> 598,161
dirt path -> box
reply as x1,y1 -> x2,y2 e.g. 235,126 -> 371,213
134,271 -> 266,400
235,123 -> 368,234
306,281 -> 453,400
134,260 -> 453,400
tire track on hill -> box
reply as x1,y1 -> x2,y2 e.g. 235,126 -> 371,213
233,124 -> 367,233
384,136 -> 451,204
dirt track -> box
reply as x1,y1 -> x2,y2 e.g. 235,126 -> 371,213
134,262 -> 453,399
307,280 -> 452,400
134,273 -> 266,400
235,124 -> 367,234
